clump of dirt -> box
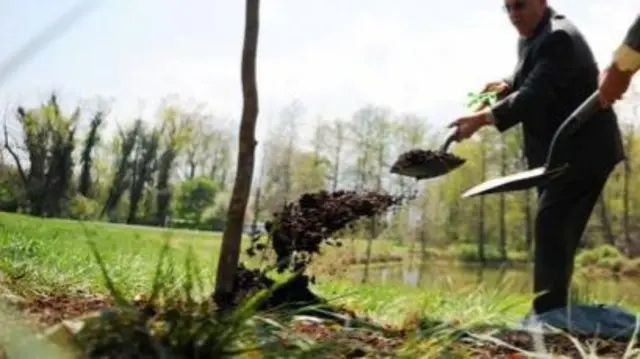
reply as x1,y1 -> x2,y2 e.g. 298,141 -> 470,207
390,149 -> 465,176
259,190 -> 405,272
215,189 -> 406,311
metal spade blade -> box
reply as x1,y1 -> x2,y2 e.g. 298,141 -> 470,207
460,90 -> 601,198
390,127 -> 466,180
461,164 -> 568,198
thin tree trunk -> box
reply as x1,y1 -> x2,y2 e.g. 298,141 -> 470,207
213,0 -> 260,306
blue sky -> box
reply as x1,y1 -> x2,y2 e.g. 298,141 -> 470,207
0,0 -> 637,144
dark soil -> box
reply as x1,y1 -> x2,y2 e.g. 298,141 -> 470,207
214,190 -> 406,310
260,190 -> 405,272
220,263 -> 325,311
390,149 -> 465,176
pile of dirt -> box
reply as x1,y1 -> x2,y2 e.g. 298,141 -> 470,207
219,263 -> 323,310
390,149 -> 465,175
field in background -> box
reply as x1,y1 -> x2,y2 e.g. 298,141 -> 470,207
0,212 -> 413,296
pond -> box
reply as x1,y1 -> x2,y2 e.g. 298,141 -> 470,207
352,260 -> 640,308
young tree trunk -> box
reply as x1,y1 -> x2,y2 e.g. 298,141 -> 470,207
213,0 -> 260,306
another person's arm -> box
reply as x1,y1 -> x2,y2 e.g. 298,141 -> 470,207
598,14 -> 640,107
613,14 -> 640,73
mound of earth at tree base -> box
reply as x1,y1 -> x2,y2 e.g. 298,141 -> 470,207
215,264 -> 325,311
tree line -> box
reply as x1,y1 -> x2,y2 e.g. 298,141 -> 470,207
2,87 -> 640,260
0,94 -> 234,230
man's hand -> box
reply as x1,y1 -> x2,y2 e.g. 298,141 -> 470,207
448,110 -> 495,141
483,80 -> 510,94
475,81 -> 510,110
598,62 -> 634,108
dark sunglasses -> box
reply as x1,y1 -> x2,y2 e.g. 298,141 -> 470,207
504,0 -> 526,12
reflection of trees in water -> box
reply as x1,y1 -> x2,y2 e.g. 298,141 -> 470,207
417,259 -> 429,287
391,260 -> 640,306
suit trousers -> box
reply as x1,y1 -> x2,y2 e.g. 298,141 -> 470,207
532,164 -> 614,314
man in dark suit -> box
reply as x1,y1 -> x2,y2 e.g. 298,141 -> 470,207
449,0 -> 625,314
598,14 -> 640,107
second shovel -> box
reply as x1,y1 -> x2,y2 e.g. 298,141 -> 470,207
461,90 -> 601,198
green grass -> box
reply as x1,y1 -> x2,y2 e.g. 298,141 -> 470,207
1,212 -> 640,358
0,212 -> 222,296
0,212 -> 536,319
576,244 -> 640,277
0,212 -> 415,296
314,280 -> 531,326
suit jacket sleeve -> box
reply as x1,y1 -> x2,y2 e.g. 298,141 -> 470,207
490,31 -> 574,133
613,14 -> 640,73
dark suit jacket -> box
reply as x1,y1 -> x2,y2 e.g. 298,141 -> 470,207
490,7 -> 624,175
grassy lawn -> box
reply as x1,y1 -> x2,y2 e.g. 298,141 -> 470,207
0,212 -> 413,296
1,212 -> 639,358
0,212 -> 221,296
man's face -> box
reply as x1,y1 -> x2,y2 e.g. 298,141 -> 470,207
504,0 -> 546,36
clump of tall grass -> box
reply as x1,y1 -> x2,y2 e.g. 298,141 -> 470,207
60,238 -> 344,358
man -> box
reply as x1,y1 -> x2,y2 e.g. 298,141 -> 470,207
598,14 -> 640,108
450,0 -> 624,314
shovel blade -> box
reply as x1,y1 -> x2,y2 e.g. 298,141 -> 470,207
461,165 -> 568,198
390,149 -> 466,180
390,159 -> 465,180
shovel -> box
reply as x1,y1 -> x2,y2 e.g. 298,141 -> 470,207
461,90 -> 601,198
390,126 -> 466,180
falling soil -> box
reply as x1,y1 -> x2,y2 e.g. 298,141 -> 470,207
260,190 -> 405,272
390,149 -> 465,177
214,189 -> 406,310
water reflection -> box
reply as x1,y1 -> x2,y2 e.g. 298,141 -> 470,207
353,260 -> 640,307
